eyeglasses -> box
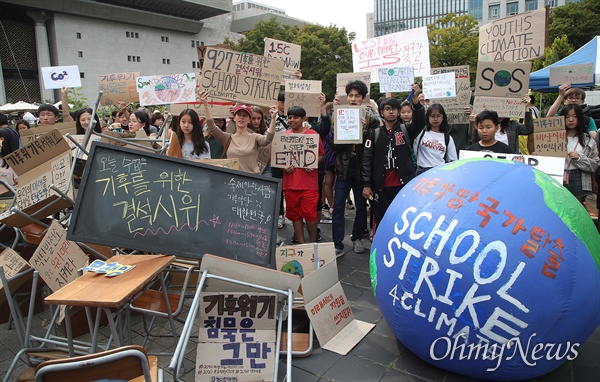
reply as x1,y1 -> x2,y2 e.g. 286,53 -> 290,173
382,107 -> 398,112
429,114 -> 443,119
566,97 -> 583,101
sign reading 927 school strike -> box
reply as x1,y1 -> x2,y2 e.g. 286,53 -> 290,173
199,47 -> 284,108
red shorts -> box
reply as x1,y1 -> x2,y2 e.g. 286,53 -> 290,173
284,189 -> 319,222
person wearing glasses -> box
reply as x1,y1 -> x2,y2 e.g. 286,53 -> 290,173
413,104 -> 457,175
546,83 -> 597,139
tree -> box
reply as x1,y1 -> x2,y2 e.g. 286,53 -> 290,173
549,0 -> 600,49
531,34 -> 574,72
427,13 -> 479,77
224,18 -> 354,100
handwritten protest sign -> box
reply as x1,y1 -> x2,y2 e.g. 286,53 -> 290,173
197,292 -> 277,381
19,121 -> 77,145
264,38 -> 301,80
549,63 -> 595,86
430,65 -> 471,124
478,8 -> 546,61
336,72 -> 371,105
136,73 -> 196,106
0,248 -> 28,294
352,26 -> 430,81
423,72 -> 456,99
275,243 -> 336,279
285,80 -> 322,117
197,44 -> 231,70
459,150 -> 565,184
170,73 -> 233,118
378,67 -> 414,92
532,117 -> 568,157
333,106 -> 363,144
472,96 -> 527,118
41,65 -> 81,89
30,221 -> 88,292
475,60 -> 531,98
200,47 -> 284,107
271,132 -> 319,169
98,72 -> 139,106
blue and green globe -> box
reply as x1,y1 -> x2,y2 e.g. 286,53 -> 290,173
493,70 -> 512,87
370,158 -> 600,381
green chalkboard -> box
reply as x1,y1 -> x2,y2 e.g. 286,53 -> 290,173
67,142 -> 281,268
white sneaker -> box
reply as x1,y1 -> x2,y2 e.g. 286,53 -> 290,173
278,216 -> 286,229
335,248 -> 345,257
353,239 -> 365,254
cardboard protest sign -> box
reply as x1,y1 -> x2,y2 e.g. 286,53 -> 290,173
171,73 -> 234,118
192,158 -> 240,170
430,65 -> 471,124
41,65 -> 81,89
0,130 -> 73,227
200,47 -> 284,107
472,96 -> 527,118
532,117 -> 568,157
478,8 -> 547,61
333,106 -> 363,144
271,132 -> 319,169
197,292 -> 277,381
422,72 -> 456,99
549,63 -> 595,86
378,67 -> 414,92
0,248 -> 29,294
275,242 -> 336,279
98,72 -> 139,106
352,26 -> 430,81
336,72 -> 371,105
19,121 -> 77,145
459,150 -> 565,183
285,80 -> 322,117
136,73 -> 196,106
301,260 -> 375,355
29,221 -> 88,292
264,38 -> 301,80
197,44 -> 231,70
475,60 -> 531,98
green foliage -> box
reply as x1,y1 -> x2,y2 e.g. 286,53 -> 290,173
549,0 -> 600,49
531,35 -> 574,72
68,87 -> 88,110
427,13 -> 479,79
223,17 -> 354,100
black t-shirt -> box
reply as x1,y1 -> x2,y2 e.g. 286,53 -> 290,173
466,141 -> 514,154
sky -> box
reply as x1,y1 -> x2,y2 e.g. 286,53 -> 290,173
246,0 -> 374,42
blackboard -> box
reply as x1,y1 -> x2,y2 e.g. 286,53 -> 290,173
67,142 -> 281,268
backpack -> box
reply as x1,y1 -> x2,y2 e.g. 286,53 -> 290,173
415,129 -> 451,163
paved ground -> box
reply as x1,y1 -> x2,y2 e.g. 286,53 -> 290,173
1,206 -> 599,381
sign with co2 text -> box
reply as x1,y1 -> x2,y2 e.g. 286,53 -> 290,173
41,65 -> 81,89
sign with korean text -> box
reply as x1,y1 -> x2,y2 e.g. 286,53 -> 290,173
549,63 -> 595,86
378,67 -> 414,92
275,242 -> 336,279
41,65 -> 81,89
197,44 -> 231,70
271,132 -> 319,169
197,292 -> 277,381
284,80 -> 322,117
336,72 -> 371,105
459,150 -> 565,183
430,65 -> 471,124
0,248 -> 29,293
475,60 -> 531,98
333,106 -> 363,144
171,73 -> 233,118
532,117 -> 568,157
19,122 -> 77,145
352,26 -> 431,81
136,73 -> 196,106
98,72 -> 139,106
30,221 -> 88,292
200,47 -> 284,107
423,72 -> 456,99
472,96 -> 527,118
263,38 -> 301,80
478,8 -> 546,61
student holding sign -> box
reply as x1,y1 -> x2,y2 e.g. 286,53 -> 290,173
546,83 -> 598,139
560,104 -> 600,203
282,107 -> 325,243
201,91 -> 275,174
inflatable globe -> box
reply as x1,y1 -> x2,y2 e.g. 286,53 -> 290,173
369,158 -> 600,381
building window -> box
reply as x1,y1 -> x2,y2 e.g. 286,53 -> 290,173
80,72 -> 85,78
192,61 -> 200,68
78,51 -> 83,58
76,32 -> 81,39
489,4 -> 500,18
128,55 -> 141,62
161,36 -> 169,42
525,0 -> 538,10
507,2 -> 518,15
163,58 -> 170,64
127,31 -> 139,39
545,0 -> 557,7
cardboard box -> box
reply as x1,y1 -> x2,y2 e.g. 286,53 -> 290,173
20,122 -> 77,145
0,129 -> 73,227
301,260 -> 374,355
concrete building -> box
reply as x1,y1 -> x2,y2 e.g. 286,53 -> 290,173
373,0 -> 469,37
470,0 -> 583,23
231,1 -> 307,33
0,0 -> 238,105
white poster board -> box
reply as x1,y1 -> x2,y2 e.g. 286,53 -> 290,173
333,106 -> 363,144
378,67 -> 414,92
41,65 -> 81,89
422,72 -> 456,99
136,73 -> 196,106
549,63 -> 595,86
